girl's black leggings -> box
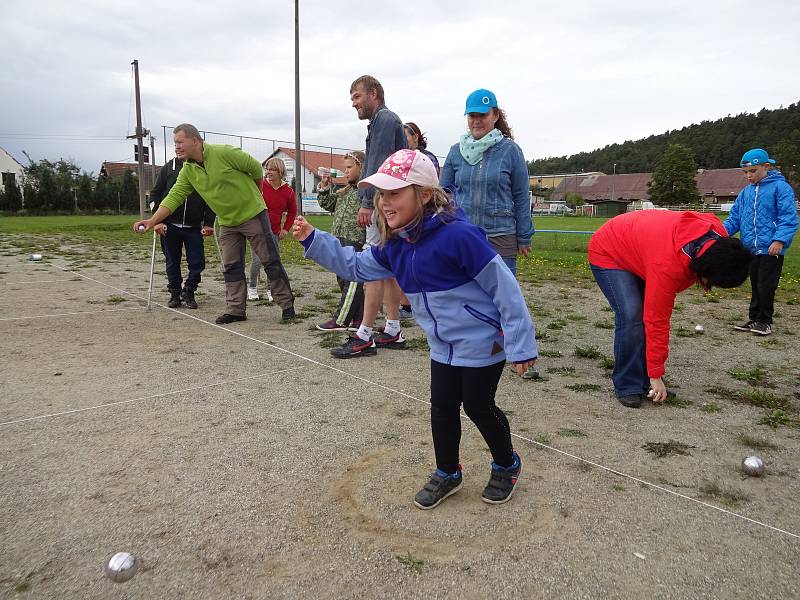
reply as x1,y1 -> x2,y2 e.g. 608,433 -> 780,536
429,359 -> 513,474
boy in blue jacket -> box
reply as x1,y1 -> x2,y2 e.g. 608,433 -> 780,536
724,148 -> 798,336
293,149 -> 538,510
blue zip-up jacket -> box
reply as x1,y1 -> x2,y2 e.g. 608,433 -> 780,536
357,105 -> 408,210
440,137 -> 534,245
300,212 -> 537,367
723,170 -> 798,255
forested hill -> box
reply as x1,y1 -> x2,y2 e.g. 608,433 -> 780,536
528,102 -> 800,174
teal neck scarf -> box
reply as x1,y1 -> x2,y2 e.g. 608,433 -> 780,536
459,128 -> 503,165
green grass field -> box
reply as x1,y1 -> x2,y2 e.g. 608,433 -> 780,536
1,213 -> 797,294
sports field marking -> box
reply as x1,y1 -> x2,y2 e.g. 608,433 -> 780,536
1,278 -> 84,284
0,306 -> 146,322
32,262 -> 800,542
0,366 -> 304,427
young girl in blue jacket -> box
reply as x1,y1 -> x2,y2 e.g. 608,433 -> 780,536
293,149 -> 538,510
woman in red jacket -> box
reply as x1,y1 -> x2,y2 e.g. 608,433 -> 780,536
588,211 -> 751,408
248,157 -> 297,301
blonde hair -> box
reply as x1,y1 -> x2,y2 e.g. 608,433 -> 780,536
336,150 -> 365,198
263,157 -> 286,180
374,185 -> 455,245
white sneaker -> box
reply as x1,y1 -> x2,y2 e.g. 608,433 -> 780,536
247,287 -> 259,301
265,289 -> 273,303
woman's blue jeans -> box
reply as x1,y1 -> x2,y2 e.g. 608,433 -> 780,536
590,265 -> 650,397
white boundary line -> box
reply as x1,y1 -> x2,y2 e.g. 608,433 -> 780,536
1,278 -> 83,284
0,306 -> 146,322
0,366 -> 304,427
15,262 -> 796,542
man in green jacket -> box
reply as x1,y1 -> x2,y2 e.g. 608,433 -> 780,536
134,123 -> 295,324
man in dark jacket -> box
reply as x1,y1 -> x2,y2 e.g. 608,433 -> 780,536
150,157 -> 216,309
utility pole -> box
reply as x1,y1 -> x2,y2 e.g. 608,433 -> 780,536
150,133 -> 156,210
293,0 -> 303,216
127,59 -> 149,220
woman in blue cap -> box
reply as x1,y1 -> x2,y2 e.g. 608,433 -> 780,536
440,89 -> 533,275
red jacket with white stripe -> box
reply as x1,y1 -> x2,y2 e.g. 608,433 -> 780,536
588,210 -> 728,378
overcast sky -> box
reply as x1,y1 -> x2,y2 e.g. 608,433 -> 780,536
2,0 -> 799,174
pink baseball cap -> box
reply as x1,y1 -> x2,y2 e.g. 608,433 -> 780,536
358,149 -> 439,190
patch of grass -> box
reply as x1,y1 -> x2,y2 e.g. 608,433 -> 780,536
699,402 -> 722,413
527,303 -> 552,317
394,408 -> 412,418
573,345 -> 601,359
565,383 -> 602,393
382,432 -> 400,440
673,326 -> 694,338
396,551 -> 424,573
728,365 -> 773,387
318,333 -> 344,349
106,296 -> 128,304
280,310 -> 314,324
399,319 -> 415,329
736,433 -> 780,450
557,428 -> 587,437
566,314 -> 588,321
405,336 -> 429,351
759,410 -> 799,429
598,355 -> 615,370
593,321 -> 614,329
533,433 -> 551,445
314,291 -> 336,300
535,329 -> 549,340
698,480 -> 750,508
546,366 -> 575,376
642,440 -> 696,458
539,350 -> 562,358
704,385 -> 792,411
546,319 -> 567,330
664,394 -> 692,408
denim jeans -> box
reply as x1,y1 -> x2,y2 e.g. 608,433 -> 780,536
160,225 -> 205,292
502,256 -> 517,276
590,265 -> 650,397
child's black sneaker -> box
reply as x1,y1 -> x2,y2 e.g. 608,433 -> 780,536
734,320 -> 754,332
330,334 -> 377,359
413,467 -> 463,510
375,330 -> 406,349
481,451 -> 522,505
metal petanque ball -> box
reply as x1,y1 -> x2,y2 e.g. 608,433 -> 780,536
105,552 -> 139,583
28,253 -> 43,261
137,225 -> 146,232
694,324 -> 705,334
742,455 -> 765,477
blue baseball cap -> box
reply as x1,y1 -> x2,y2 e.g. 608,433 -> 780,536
740,148 -> 776,167
464,88 -> 497,115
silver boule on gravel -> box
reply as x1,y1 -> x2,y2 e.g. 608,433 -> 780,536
28,253 -> 43,261
104,552 -> 139,583
742,455 -> 765,477
694,324 -> 705,334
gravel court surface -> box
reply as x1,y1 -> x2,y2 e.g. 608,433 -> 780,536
1,247 -> 799,598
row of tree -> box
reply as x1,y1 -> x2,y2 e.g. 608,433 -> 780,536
528,102 -> 800,191
0,159 -> 141,214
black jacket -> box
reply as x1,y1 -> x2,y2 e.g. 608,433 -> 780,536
151,158 -> 215,227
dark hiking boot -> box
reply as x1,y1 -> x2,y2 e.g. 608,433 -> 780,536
183,289 -> 198,309
281,306 -> 296,321
215,313 -> 246,325
481,451 -> 522,505
167,290 -> 182,308
618,394 -> 644,408
413,467 -> 463,510
330,334 -> 377,359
